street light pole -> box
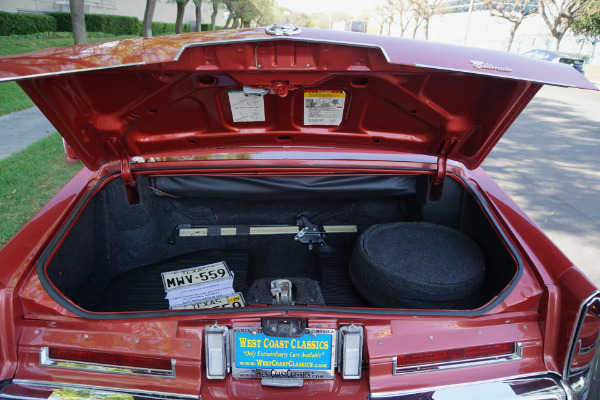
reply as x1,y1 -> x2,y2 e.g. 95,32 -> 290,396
463,0 -> 475,45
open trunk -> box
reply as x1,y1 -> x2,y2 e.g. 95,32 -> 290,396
40,173 -> 518,315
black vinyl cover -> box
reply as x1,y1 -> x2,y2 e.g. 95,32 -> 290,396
150,176 -> 421,200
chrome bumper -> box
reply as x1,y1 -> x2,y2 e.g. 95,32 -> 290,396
0,375 -> 575,400
370,375 -> 571,400
0,380 -> 196,400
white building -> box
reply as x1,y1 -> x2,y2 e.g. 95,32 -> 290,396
0,0 -> 225,27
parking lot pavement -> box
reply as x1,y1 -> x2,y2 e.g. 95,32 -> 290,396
483,85 -> 600,286
0,107 -> 56,160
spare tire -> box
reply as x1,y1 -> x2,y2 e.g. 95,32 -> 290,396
349,222 -> 486,309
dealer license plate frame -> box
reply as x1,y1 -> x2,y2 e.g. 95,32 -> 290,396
231,327 -> 337,380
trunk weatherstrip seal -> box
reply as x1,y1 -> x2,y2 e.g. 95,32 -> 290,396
36,165 -> 523,320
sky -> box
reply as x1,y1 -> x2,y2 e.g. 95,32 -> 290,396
275,0 -> 374,17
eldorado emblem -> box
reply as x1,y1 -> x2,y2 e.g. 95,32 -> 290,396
470,60 -> 513,72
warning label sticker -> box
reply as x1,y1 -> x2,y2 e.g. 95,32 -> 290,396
228,91 -> 265,122
304,90 -> 346,126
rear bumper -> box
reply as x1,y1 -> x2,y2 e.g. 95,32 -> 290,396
0,375 -> 574,400
370,375 -> 571,400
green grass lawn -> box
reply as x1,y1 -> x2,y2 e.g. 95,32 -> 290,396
0,133 -> 82,247
0,33 -> 138,116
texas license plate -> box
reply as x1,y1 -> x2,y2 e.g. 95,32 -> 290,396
161,261 -> 232,291
232,327 -> 336,379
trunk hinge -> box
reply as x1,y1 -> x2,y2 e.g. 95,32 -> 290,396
429,138 -> 458,201
121,117 -> 140,204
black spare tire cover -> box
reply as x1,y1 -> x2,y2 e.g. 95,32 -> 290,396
349,222 -> 486,309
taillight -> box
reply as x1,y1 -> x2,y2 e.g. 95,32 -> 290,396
393,342 -> 520,374
40,347 -> 175,377
565,296 -> 600,398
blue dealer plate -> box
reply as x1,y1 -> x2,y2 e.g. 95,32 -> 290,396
232,327 -> 337,379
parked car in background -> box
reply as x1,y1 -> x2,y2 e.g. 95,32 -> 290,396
523,49 -> 585,73
0,23 -> 598,400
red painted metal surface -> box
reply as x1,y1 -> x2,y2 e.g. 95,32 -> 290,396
0,149 -> 593,397
0,29 -> 595,173
0,29 -> 597,399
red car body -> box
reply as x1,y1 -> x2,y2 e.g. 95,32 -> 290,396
0,25 -> 598,400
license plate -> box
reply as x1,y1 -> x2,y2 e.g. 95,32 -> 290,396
161,261 -> 232,291
171,293 -> 245,310
232,327 -> 336,379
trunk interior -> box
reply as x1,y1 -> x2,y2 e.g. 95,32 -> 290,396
42,174 -> 518,314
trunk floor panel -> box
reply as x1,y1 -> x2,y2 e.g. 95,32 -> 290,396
93,249 -> 253,312
92,248 -> 369,312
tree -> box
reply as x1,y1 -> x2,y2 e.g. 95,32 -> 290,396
572,0 -> 600,57
539,0 -> 583,50
211,0 -> 221,30
69,0 -> 87,45
374,0 -> 410,36
223,0 -> 262,28
409,0 -> 444,40
192,0 -> 203,32
175,0 -> 190,33
143,0 -> 156,37
482,0 -> 537,51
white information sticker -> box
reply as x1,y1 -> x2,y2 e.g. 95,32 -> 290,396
171,292 -> 246,310
228,91 -> 265,122
304,90 -> 346,126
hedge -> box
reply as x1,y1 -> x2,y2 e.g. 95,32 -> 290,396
151,21 -> 192,35
0,11 -> 223,37
0,11 -> 57,36
201,23 -> 224,32
49,12 -> 140,35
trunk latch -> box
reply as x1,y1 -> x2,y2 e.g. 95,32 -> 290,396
270,279 -> 294,305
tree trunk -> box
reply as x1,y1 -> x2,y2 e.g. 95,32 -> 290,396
232,14 -> 239,29
143,0 -> 156,37
224,12 -> 232,29
424,19 -> 430,40
69,0 -> 87,45
506,21 -> 519,52
552,33 -> 562,51
175,0 -> 188,34
211,0 -> 218,30
412,18 -> 423,39
193,0 -> 202,32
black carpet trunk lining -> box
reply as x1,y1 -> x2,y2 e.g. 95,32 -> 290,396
46,175 -> 516,312
92,246 -> 365,312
